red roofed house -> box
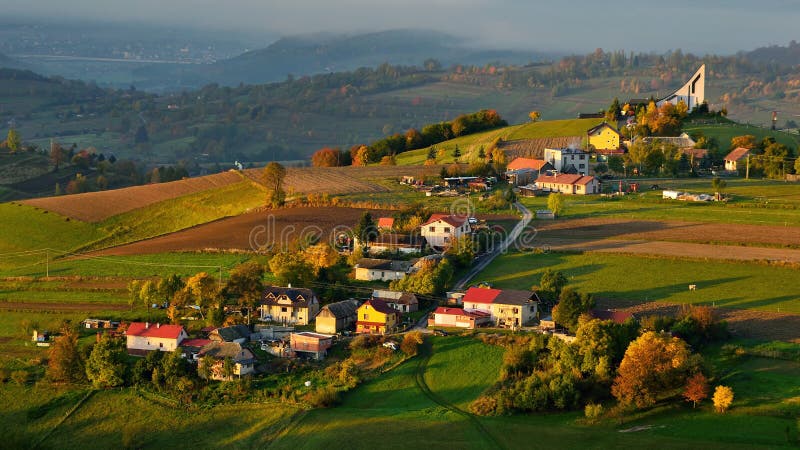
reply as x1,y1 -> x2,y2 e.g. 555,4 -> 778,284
377,217 -> 395,231
462,287 -> 539,329
428,307 -> 491,329
125,322 -> 188,355
420,213 -> 471,249
506,157 -> 555,186
356,299 -> 400,335
535,173 -> 599,195
724,147 -> 751,172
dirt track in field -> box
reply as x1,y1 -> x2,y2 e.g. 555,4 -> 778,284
529,218 -> 800,262
596,299 -> 800,343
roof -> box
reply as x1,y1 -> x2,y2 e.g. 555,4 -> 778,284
261,285 -> 317,307
507,157 -> 552,171
578,113 -> 605,119
422,213 -> 468,228
587,122 -> 620,136
724,147 -> 751,162
680,148 -> 708,159
462,287 -> 537,305
292,331 -> 333,340
181,338 -> 212,348
361,299 -> 399,315
198,341 -> 254,362
211,325 -> 251,342
355,258 -> 412,272
126,322 -> 185,340
590,309 -> 634,324
641,133 -> 696,148
371,233 -> 424,247
377,217 -> 395,229
372,289 -> 418,305
320,299 -> 360,319
536,174 -> 596,186
434,307 -> 491,318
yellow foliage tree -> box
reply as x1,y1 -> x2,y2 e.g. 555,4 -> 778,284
528,111 -> 541,122
712,385 -> 734,413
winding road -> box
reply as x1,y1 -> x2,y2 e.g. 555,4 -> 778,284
453,201 -> 533,290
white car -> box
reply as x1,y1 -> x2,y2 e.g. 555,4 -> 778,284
468,217 -> 478,225
382,342 -> 398,351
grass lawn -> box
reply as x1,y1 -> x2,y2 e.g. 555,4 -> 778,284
477,252 -> 800,313
683,123 -> 800,149
0,252 -> 264,279
0,203 -> 106,255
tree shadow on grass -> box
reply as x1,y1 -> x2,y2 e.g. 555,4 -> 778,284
591,276 -> 749,305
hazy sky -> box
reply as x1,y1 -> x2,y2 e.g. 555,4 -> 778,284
3,0 -> 799,53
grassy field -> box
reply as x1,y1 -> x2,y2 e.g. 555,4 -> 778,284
0,203 -> 106,255
683,123 -> 800,149
395,118 -> 604,166
520,178 -> 800,227
477,252 -> 800,313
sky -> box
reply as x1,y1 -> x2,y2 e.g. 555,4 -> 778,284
2,0 -> 799,53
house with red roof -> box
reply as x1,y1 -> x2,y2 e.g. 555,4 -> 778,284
461,287 -> 539,329
125,322 -> 188,355
724,147 -> 751,172
356,299 -> 400,335
420,213 -> 471,249
377,217 -> 395,231
535,173 -> 599,195
428,306 -> 491,329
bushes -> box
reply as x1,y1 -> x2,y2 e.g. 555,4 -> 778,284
11,370 -> 30,385
401,332 -> 424,356
584,403 -> 603,423
470,395 -> 500,416
306,386 -> 340,408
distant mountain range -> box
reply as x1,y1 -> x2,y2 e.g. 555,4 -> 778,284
744,41 -> 800,67
0,52 -> 25,70
134,29 -> 555,90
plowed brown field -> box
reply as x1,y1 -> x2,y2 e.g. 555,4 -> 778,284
596,299 -> 800,343
22,170 -> 245,222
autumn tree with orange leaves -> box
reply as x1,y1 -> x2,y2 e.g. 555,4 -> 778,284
683,372 -> 709,408
311,147 -> 341,167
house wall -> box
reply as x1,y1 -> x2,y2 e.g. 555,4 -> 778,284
126,331 -> 185,352
354,267 -> 406,282
725,160 -> 739,171
260,300 -> 318,326
589,127 -> 620,151
462,301 -> 536,328
356,304 -> 397,335
421,220 -> 470,248
544,149 -> 589,174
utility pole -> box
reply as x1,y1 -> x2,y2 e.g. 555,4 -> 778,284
45,249 -> 49,278
745,155 -> 750,180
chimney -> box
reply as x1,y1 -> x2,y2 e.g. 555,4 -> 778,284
157,323 -> 161,328
287,283 -> 292,289
145,322 -> 150,329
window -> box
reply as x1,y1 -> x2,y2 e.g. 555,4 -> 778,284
444,227 -> 450,233
429,226 -> 435,232
579,154 -> 585,160
363,313 -> 369,320
281,307 -> 287,312
159,342 -> 163,348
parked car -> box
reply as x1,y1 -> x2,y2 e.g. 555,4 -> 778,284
468,217 -> 478,225
382,341 -> 398,351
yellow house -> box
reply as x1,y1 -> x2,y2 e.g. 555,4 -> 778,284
587,122 -> 621,152
356,299 -> 400,335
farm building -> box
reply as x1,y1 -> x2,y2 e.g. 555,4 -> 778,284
462,287 -> 539,329
81,318 -> 120,329
356,299 -> 400,335
679,148 -> 709,169
586,122 -> 621,153
421,213 -> 471,249
372,289 -> 419,313
543,147 -> 589,174
724,147 -> 751,172
353,258 -> 414,281
259,285 -> 320,326
209,325 -> 252,344
505,158 -> 554,186
428,307 -> 491,329
125,322 -> 188,355
180,338 -> 212,360
535,174 -> 599,195
315,299 -> 360,334
290,332 -> 334,360
364,233 -> 425,255
197,341 -> 256,379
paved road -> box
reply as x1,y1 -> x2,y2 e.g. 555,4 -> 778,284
453,201 -> 533,291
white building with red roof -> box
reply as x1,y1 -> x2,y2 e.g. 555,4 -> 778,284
535,173 -> 599,195
420,213 -> 471,249
724,147 -> 751,172
125,322 -> 188,354
462,287 -> 539,329
429,306 -> 491,329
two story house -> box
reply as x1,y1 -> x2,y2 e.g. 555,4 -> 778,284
462,287 -> 539,329
125,322 -> 188,355
356,299 -> 400,335
544,147 -> 589,174
259,285 -> 320,326
420,213 -> 471,249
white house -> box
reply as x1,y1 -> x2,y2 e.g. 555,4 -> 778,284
420,214 -> 471,249
259,285 -> 320,326
544,147 -> 589,174
353,258 -> 413,281
125,322 -> 188,354
724,147 -> 751,172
